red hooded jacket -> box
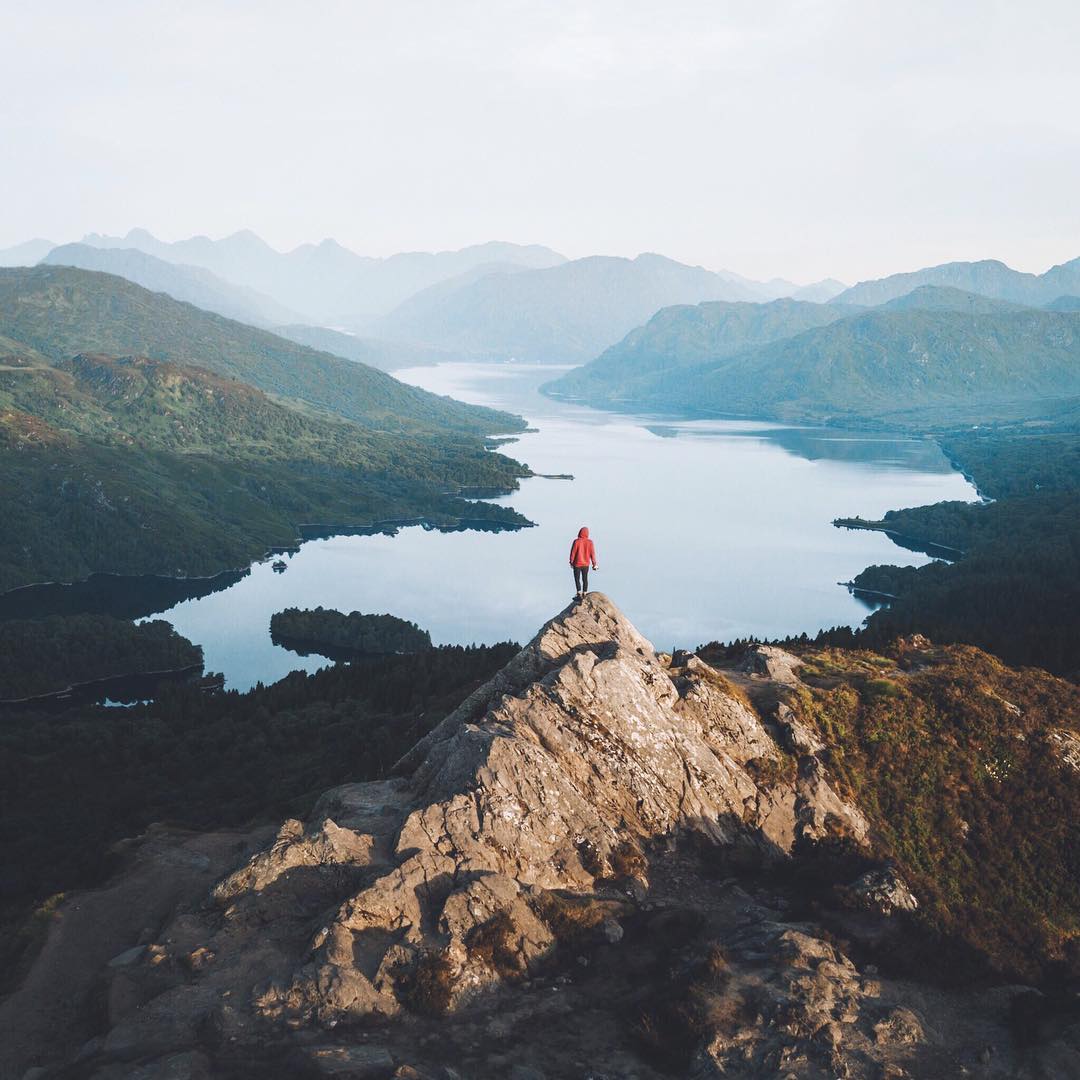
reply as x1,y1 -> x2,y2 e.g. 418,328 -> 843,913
569,527 -> 597,568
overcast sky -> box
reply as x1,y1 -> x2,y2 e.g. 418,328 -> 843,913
2,0 -> 1078,284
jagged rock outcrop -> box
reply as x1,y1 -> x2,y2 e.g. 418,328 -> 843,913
7,595 -> 1066,1079
222,595 -> 866,1028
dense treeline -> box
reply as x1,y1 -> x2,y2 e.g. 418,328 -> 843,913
828,428 -> 1080,677
0,615 -> 201,699
271,607 -> 432,657
0,641 -> 518,964
939,429 -> 1080,498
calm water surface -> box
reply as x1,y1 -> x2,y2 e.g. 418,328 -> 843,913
150,362 -> 977,690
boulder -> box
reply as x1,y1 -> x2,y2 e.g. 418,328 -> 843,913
843,867 -> 919,916
738,644 -> 804,685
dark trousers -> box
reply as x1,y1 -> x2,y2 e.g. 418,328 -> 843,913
573,565 -> 589,593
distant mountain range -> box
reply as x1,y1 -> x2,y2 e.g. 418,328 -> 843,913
0,230 -> 848,359
42,243 -> 300,327
835,257 -> 1080,308
371,253 -> 846,363
0,239 -> 56,267
544,285 -> 1080,427
270,324 -> 455,371
74,229 -> 568,325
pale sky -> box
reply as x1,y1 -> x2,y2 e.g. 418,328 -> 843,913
2,0 -> 1079,284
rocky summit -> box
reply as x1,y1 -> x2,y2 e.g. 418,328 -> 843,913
2,595 -> 1076,1078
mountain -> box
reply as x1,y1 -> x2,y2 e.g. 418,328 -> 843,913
878,284 -> 1031,313
79,229 -> 567,324
0,347 -> 529,591
653,308 -> 1080,426
1046,295 -> 1080,312
372,253 -> 794,363
0,266 -> 531,591
271,324 -> 455,371
791,277 -> 848,302
5,595 -> 1078,1076
546,288 -> 1080,426
0,265 -> 519,435
836,256 -> 1080,307
42,243 -> 300,326
0,238 -> 55,267
544,297 -> 856,405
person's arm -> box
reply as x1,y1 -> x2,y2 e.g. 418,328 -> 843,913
591,541 -> 599,569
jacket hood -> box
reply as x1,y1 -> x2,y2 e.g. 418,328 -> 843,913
577,527 -> 589,539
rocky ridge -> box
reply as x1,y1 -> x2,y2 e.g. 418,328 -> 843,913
3,595 -> 1074,1079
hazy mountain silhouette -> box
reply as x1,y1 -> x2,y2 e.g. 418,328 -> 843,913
271,324 -> 456,371
0,238 -> 56,267
79,229 -> 566,324
836,257 -> 1080,307
42,244 -> 299,327
371,253 -> 823,362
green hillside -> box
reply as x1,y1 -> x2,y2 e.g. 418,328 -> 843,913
544,298 -> 854,404
548,304 -> 1080,428
0,350 -> 528,591
0,266 -> 522,436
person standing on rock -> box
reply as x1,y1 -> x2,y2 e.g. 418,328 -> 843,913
570,526 -> 599,598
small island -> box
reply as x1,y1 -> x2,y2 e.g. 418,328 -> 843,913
270,606 -> 433,661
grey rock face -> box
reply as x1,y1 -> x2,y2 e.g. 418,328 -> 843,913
14,594 -> 952,1078
738,644 -> 804,686
844,868 -> 920,916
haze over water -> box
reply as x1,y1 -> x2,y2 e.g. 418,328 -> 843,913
154,363 -> 977,690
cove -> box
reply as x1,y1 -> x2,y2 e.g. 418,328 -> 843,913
127,362 -> 977,692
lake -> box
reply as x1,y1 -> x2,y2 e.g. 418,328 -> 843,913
110,361 -> 976,691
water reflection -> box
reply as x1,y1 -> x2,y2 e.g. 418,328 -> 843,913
2,362 -> 980,692
148,363 -> 977,690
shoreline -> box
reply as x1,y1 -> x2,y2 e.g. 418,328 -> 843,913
0,662 -> 206,710
832,518 -> 966,560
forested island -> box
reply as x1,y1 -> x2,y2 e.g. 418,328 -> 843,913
270,606 -> 432,658
0,615 -> 202,700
